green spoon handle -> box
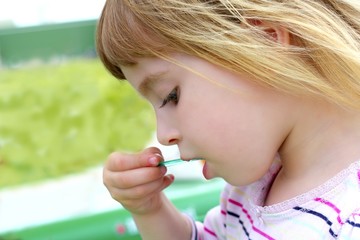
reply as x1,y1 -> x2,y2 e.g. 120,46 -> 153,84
157,158 -> 202,167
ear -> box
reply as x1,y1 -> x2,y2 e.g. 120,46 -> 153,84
248,20 -> 290,46
265,25 -> 290,46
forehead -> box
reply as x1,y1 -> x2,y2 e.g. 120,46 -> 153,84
120,57 -> 172,89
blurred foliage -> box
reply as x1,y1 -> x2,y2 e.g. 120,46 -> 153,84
0,59 -> 155,188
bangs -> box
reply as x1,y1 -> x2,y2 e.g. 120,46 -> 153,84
96,1 -> 169,79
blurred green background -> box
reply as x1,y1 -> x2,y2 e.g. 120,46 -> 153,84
0,21 -> 156,188
0,4 -> 223,240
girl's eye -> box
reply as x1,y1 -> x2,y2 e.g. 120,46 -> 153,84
160,87 -> 179,108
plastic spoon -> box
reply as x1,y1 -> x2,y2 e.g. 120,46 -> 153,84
157,158 -> 202,167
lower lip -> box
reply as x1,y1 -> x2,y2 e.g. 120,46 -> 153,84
202,161 -> 211,179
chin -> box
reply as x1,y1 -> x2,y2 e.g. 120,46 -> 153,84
222,176 -> 255,187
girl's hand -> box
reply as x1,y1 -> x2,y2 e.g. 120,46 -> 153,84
103,147 -> 174,215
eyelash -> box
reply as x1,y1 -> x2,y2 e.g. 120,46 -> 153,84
160,87 -> 179,108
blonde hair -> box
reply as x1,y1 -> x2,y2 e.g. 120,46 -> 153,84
96,0 -> 360,110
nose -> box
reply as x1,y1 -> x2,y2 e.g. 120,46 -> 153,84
156,116 -> 180,146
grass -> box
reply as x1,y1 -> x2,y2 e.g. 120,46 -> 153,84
0,59 -> 155,188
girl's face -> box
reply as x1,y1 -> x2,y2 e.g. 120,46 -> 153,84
121,53 -> 297,186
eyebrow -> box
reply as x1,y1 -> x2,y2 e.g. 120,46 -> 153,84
138,71 -> 168,95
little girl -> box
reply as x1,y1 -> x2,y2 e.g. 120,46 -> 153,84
97,1 -> 360,239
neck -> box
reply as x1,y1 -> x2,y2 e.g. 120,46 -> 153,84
266,100 -> 360,205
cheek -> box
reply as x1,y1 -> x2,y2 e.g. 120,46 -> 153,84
183,106 -> 279,184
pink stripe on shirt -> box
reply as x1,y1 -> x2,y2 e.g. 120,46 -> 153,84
204,226 -> 217,237
315,198 -> 344,224
229,198 -> 275,240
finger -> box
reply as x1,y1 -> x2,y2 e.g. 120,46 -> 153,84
106,147 -> 163,171
104,165 -> 167,189
162,174 -> 175,190
109,174 -> 175,201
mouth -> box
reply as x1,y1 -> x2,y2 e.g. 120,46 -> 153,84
180,157 -> 203,162
158,158 -> 203,167
180,157 -> 191,162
